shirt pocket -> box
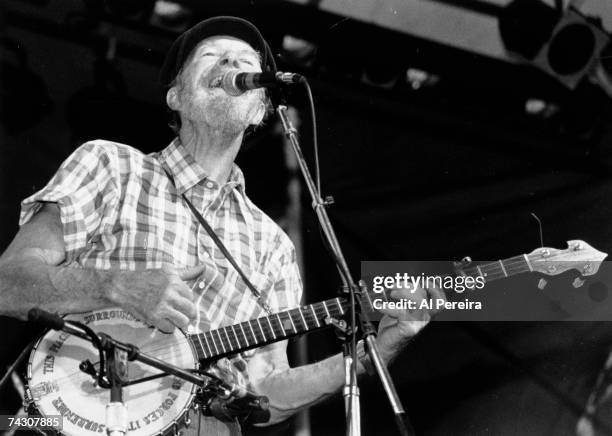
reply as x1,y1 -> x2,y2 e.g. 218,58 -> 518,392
123,231 -> 165,267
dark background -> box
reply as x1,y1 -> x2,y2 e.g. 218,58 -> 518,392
2,0 -> 612,435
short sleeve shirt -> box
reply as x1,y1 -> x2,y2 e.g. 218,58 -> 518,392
19,138 -> 303,390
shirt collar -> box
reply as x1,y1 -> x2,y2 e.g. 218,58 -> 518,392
158,138 -> 246,195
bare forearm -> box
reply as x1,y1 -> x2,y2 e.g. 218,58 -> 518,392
0,257 -> 113,319
255,348 -> 371,425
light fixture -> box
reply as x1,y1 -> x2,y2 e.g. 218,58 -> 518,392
499,0 -> 609,89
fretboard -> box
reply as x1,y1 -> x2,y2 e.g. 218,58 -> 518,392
189,297 -> 347,361
461,254 -> 532,282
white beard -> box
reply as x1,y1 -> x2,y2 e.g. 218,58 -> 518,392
181,88 -> 262,135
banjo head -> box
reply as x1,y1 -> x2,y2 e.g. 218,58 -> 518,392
27,308 -> 197,435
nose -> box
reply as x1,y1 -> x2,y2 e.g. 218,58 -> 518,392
218,52 -> 241,69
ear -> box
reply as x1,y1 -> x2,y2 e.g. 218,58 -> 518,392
166,87 -> 180,111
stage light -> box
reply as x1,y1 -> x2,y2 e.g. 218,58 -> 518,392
406,68 -> 439,91
525,98 -> 559,118
151,0 -> 191,31
499,0 -> 609,89
282,35 -> 317,68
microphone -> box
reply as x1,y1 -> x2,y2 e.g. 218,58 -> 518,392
220,70 -> 305,96
28,308 -> 65,330
28,308 -> 89,339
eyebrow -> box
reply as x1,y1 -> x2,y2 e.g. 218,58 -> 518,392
197,46 -> 259,58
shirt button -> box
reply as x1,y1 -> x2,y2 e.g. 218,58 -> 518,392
205,181 -> 215,189
198,281 -> 205,289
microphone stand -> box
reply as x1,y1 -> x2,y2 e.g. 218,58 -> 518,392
276,104 -> 414,436
104,340 -> 128,436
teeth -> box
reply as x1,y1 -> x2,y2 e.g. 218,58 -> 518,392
209,76 -> 223,88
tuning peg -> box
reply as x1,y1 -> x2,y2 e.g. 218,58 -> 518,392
572,241 -> 584,251
537,278 -> 547,290
573,277 -> 585,288
462,256 -> 472,266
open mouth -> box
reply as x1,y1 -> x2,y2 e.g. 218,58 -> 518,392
209,75 -> 223,89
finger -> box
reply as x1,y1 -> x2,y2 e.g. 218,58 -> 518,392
155,318 -> 176,334
173,282 -> 196,301
178,264 -> 206,281
390,289 -> 410,300
170,294 -> 198,320
377,307 -> 414,319
390,287 -> 426,300
161,307 -> 190,330
397,319 -> 430,335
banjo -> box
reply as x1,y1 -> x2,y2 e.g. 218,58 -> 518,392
25,240 -> 606,435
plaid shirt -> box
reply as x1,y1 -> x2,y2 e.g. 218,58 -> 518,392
20,139 -> 303,434
20,139 -> 302,386
20,138 -> 302,327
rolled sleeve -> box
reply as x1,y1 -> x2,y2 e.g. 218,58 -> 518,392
20,141 -> 118,260
272,244 -> 303,311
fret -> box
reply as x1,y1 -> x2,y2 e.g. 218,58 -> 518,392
201,332 -> 213,357
278,311 -> 293,334
215,330 -> 226,353
287,310 -> 298,332
222,327 -> 234,351
248,320 -> 259,343
323,301 -> 331,319
206,332 -> 219,355
275,313 -> 287,335
298,307 -> 308,329
231,324 -> 243,348
335,297 -> 345,315
316,302 -> 329,320
256,318 -> 267,341
238,323 -> 250,347
268,313 -> 282,338
524,254 -> 533,271
310,305 -> 321,328
499,260 -> 508,277
194,334 -> 207,359
265,316 -> 276,340
476,265 -> 484,278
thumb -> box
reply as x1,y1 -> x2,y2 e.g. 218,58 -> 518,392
177,264 -> 207,281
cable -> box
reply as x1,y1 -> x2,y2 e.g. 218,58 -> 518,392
303,80 -> 321,197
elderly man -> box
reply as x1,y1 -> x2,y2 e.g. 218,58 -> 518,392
0,16 -> 438,435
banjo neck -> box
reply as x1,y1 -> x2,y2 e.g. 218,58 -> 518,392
189,240 -> 608,362
189,297 -> 347,361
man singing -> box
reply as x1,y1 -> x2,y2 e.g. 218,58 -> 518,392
0,16 -> 440,435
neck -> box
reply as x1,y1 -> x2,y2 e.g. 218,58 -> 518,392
179,122 -> 244,184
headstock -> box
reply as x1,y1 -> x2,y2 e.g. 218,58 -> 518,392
527,240 -> 607,276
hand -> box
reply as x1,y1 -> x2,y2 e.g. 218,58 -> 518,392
106,264 -> 205,333
375,285 -> 445,364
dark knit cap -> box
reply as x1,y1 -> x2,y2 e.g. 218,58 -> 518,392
159,16 -> 276,89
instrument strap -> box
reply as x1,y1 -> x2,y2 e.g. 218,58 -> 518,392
161,166 -> 272,315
